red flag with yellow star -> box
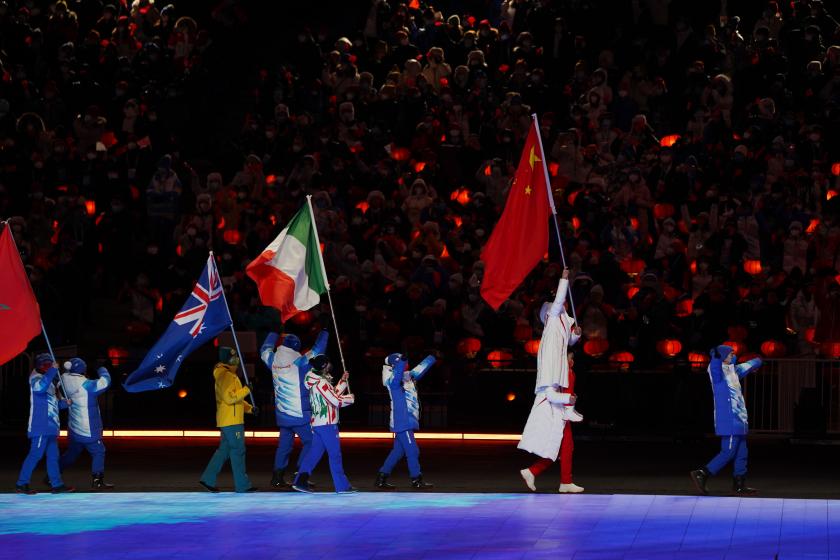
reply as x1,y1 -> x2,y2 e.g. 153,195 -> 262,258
480,120 -> 553,310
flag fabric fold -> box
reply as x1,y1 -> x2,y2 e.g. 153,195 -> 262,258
480,120 -> 553,310
0,223 -> 42,366
246,203 -> 327,322
123,254 -> 230,392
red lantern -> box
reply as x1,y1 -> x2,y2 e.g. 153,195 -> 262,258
266,174 -> 277,185
524,339 -> 541,355
690,260 -> 697,274
178,389 -> 188,399
804,327 -> 816,343
832,162 -> 840,176
820,342 -> 840,359
760,340 -> 785,358
390,146 -> 411,161
223,229 -> 242,245
583,337 -> 609,357
548,162 -> 559,177
723,340 -> 746,356
290,310 -> 312,326
688,351 -> 708,368
675,298 -> 693,318
660,134 -> 681,148
657,339 -> 682,358
513,323 -> 532,342
571,216 -> 581,230
620,258 -> 645,275
609,351 -> 635,364
506,392 -> 516,402
85,200 -> 96,216
487,350 -> 513,368
107,347 -> 129,366
457,338 -> 481,357
653,203 -> 674,220
743,260 -> 762,275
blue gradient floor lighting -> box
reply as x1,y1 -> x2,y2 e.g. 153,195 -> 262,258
0,492 -> 836,559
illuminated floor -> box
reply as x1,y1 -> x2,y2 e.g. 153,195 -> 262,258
0,493 -> 837,559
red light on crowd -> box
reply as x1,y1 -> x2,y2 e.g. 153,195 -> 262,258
355,201 -> 369,214
440,245 -> 450,258
107,347 -> 129,366
450,188 -> 471,206
653,203 -> 674,219
657,339 -> 682,358
831,162 -> 840,176
690,260 -> 697,274
627,285 -> 640,300
548,162 -> 559,177
827,190 -> 838,201
629,217 -> 639,230
571,216 -> 581,230
513,323 -> 532,341
487,350 -> 513,368
223,229 -> 241,245
390,146 -> 411,162
216,217 -> 226,230
675,298 -> 693,317
290,310 -> 312,325
85,200 -> 96,216
821,342 -> 840,358
583,337 -> 609,357
660,134 -> 681,148
484,164 -> 492,176
728,325 -> 749,342
743,260 -> 762,275
620,258 -> 645,275
414,161 -> 426,173
804,327 -> 816,343
155,296 -> 163,313
760,340 -> 785,358
453,215 -> 463,228
567,191 -> 579,206
266,174 -> 277,186
806,218 -> 820,234
457,337 -> 481,357
524,339 -> 540,355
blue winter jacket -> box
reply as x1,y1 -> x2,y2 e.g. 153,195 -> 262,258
27,367 -> 67,437
384,356 -> 435,433
708,345 -> 762,436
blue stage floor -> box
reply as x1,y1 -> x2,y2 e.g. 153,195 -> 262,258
0,492 -> 837,559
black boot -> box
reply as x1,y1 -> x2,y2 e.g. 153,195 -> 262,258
690,467 -> 710,495
92,473 -> 114,490
199,480 -> 219,493
733,475 -> 757,496
15,484 -> 37,495
410,475 -> 434,489
375,472 -> 396,490
291,473 -> 314,493
51,484 -> 75,494
270,469 -> 289,489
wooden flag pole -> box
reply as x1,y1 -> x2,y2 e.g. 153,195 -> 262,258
305,195 -> 350,392
211,251 -> 257,409
531,114 -> 578,323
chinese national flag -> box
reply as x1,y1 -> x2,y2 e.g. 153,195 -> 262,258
0,223 -> 41,366
480,120 -> 552,309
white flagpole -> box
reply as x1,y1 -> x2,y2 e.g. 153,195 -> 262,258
532,113 -> 578,323
211,251 -> 257,409
305,196 -> 350,388
2,220 -> 68,397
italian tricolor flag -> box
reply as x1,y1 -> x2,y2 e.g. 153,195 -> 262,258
246,200 -> 328,322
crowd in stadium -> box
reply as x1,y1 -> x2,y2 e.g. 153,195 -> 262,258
2,0 -> 840,373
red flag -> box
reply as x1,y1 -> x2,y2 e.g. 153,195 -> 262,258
480,120 -> 552,309
0,223 -> 41,366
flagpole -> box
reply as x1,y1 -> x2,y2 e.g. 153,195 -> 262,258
211,251 -> 257,409
2,220 -> 68,397
532,113 -> 578,323
305,195 -> 350,388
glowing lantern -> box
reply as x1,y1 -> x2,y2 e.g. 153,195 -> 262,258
627,286 -> 640,300
609,351 -> 635,364
290,310 -> 312,325
832,162 -> 840,176
414,161 -> 426,173
827,190 -> 838,201
657,339 -> 682,358
390,146 -> 411,161
743,260 -> 762,275
723,340 -> 746,356
513,323 -> 532,341
487,350 -> 513,368
653,203 -> 674,219
107,347 -> 129,366
675,298 -> 693,317
524,339 -> 541,355
266,174 -> 277,185
727,325 -> 748,342
820,342 -> 840,359
178,390 -> 188,399
85,200 -> 96,216
355,201 -> 369,214
457,337 -> 481,357
583,337 -> 609,357
660,134 -> 681,148
760,340 -> 785,358
506,392 -> 516,402
621,258 -> 645,275
223,229 -> 241,245
688,351 -> 708,368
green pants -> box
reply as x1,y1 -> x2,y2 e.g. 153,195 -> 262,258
200,425 -> 252,492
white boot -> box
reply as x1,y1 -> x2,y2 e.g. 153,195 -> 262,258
559,483 -> 585,493
562,406 -> 584,422
519,468 -> 536,492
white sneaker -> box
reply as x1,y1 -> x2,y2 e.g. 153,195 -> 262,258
519,468 -> 536,492
559,483 -> 585,493
562,407 -> 584,422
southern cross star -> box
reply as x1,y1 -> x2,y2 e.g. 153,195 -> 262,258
154,365 -> 166,374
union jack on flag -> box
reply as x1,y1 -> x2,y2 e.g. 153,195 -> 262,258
124,254 -> 232,392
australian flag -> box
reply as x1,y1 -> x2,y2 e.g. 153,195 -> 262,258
124,254 -> 231,392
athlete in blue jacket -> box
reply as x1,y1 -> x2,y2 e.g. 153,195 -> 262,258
59,358 -> 114,489
16,353 -> 74,494
375,353 -> 435,490
260,330 -> 328,488
691,344 -> 762,495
